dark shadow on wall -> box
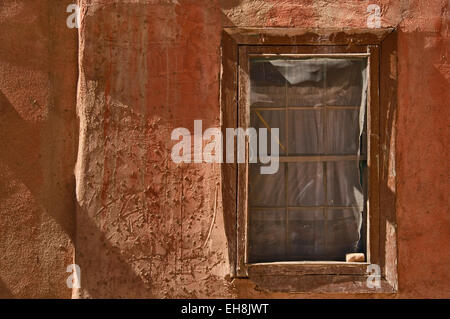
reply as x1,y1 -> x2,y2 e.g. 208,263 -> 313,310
0,90 -> 76,240
74,203 -> 153,298
219,0 -> 241,10
0,0 -> 79,298
0,1 -> 50,72
0,0 -> 79,240
219,0 -> 239,27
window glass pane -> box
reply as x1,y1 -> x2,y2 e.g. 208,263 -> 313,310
249,210 -> 286,262
250,109 -> 286,156
249,163 -> 285,207
325,209 -> 362,260
246,55 -> 368,263
283,60 -> 326,107
287,162 -> 324,206
287,210 -> 325,260
326,109 -> 361,154
288,209 -> 362,261
325,59 -> 366,106
327,161 -> 364,208
288,110 -> 324,155
250,58 -> 367,107
250,60 -> 286,107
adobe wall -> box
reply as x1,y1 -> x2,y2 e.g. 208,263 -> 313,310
0,0 -> 448,298
0,0 -> 78,298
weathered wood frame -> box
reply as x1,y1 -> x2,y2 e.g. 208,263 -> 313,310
220,28 -> 398,294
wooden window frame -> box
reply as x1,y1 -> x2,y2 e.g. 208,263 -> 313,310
220,28 -> 398,294
242,47 -> 369,264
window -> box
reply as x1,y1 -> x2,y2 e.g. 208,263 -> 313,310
247,54 -> 368,263
221,28 -> 398,293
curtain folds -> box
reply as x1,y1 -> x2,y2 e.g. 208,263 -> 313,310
248,58 -> 368,262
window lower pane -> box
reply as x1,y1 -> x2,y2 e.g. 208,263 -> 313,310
249,209 -> 286,263
287,209 -> 325,260
287,208 -> 363,261
325,208 -> 363,260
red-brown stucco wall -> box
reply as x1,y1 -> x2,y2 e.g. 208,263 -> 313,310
0,0 -> 78,298
0,0 -> 448,298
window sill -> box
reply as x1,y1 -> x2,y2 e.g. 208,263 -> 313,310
241,262 -> 396,294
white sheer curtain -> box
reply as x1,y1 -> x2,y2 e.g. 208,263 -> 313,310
248,58 -> 368,262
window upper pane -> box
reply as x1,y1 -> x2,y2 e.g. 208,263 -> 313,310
250,58 -> 366,107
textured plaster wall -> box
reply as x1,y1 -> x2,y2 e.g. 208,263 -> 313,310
75,0 -> 229,298
0,0 -> 448,298
0,0 -> 78,298
396,1 -> 449,297
74,0 -> 449,298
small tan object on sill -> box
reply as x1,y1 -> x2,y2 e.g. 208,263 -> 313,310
346,253 -> 365,262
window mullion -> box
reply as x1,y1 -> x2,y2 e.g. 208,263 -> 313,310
284,66 -> 289,260
323,61 -> 328,256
